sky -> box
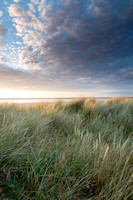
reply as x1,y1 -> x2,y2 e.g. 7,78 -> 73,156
0,0 -> 133,98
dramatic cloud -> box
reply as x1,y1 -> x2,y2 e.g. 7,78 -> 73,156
37,0 -> 133,74
1,0 -> 133,96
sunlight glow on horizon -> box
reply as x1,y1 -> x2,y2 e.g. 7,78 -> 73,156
0,89 -> 98,98
0,90 -> 47,98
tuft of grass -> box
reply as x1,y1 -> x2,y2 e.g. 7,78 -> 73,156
104,96 -> 133,104
0,97 -> 133,199
65,98 -> 85,112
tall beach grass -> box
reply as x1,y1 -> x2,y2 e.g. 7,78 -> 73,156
0,97 -> 133,199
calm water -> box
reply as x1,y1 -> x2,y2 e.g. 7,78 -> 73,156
0,97 -> 111,104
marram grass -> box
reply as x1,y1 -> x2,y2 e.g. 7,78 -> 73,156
0,97 -> 133,199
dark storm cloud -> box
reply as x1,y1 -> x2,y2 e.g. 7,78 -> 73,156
34,0 -> 133,83
10,0 -> 133,79
6,0 -> 133,94
47,0 -> 133,66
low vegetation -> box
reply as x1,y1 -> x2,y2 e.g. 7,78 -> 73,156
0,97 -> 133,199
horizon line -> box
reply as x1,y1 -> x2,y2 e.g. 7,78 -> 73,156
0,96 -> 133,100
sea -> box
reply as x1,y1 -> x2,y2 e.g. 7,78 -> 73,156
0,97 -> 111,104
